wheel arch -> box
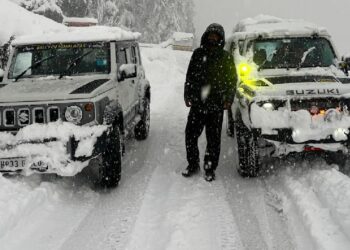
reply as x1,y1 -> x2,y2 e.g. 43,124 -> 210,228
103,100 -> 125,134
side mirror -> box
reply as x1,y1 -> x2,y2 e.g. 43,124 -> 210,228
0,68 -> 4,82
118,64 -> 137,81
340,55 -> 350,75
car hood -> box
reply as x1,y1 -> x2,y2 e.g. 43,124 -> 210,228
244,67 -> 350,99
0,76 -> 111,103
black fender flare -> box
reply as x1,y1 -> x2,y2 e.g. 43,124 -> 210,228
103,100 -> 124,134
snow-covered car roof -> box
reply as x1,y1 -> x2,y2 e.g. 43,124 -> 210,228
12,26 -> 141,46
231,15 -> 330,39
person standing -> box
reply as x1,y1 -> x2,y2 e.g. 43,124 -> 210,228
182,23 -> 237,182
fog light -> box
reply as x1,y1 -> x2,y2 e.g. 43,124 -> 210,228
262,102 -> 274,111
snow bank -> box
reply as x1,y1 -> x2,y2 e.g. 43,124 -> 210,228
0,122 -> 108,176
0,0 -> 65,45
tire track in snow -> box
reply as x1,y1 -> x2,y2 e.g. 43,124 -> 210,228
220,134 -> 296,250
264,161 -> 350,250
124,163 -> 243,250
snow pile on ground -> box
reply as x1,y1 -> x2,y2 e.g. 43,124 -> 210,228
0,0 -> 65,45
0,122 -> 108,176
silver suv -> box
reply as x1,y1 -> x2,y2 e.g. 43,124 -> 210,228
0,27 -> 151,187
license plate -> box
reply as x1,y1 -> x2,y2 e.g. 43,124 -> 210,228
0,158 -> 26,171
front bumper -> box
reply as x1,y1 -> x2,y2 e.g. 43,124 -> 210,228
0,122 -> 108,176
252,128 -> 350,157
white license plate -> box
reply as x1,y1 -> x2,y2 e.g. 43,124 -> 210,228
0,158 -> 26,171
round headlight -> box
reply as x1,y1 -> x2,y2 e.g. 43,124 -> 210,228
262,102 -> 275,111
65,106 -> 83,124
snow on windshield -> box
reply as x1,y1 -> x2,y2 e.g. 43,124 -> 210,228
251,37 -> 336,69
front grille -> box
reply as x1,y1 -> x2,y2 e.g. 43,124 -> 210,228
33,108 -> 45,123
290,98 -> 341,113
0,106 -> 60,127
4,109 -> 15,126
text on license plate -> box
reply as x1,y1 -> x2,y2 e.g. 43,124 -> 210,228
0,158 -> 26,170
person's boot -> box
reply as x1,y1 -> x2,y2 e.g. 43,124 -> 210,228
182,164 -> 200,177
204,168 -> 215,182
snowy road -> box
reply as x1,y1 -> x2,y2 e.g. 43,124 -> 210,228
1,48 -> 350,250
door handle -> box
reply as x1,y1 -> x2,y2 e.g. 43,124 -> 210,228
131,80 -> 135,84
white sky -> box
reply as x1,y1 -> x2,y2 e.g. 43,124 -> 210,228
193,0 -> 350,55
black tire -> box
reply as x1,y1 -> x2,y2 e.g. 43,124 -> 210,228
135,98 -> 150,140
226,109 -> 235,137
236,118 -> 260,178
100,125 -> 122,188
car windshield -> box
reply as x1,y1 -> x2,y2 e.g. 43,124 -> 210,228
251,37 -> 336,69
8,42 -> 110,79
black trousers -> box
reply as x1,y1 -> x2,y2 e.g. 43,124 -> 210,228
185,107 -> 224,171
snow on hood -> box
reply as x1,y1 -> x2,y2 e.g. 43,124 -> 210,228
0,0 -> 66,45
0,76 -> 111,102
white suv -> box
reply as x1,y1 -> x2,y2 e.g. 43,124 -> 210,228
0,26 -> 151,187
226,16 -> 350,177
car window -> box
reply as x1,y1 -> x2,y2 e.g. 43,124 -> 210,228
135,45 -> 142,65
131,46 -> 136,64
117,47 -> 127,65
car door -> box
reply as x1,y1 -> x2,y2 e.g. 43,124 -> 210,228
130,44 -> 142,109
116,43 -> 137,124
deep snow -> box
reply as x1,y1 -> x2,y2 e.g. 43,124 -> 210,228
0,47 -> 349,250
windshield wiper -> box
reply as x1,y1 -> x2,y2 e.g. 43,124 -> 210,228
297,47 -> 316,70
14,54 -> 56,82
59,50 -> 94,79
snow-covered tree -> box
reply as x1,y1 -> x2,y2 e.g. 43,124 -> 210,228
19,0 -> 64,23
12,0 -> 195,43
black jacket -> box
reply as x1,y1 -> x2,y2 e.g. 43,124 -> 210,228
184,23 -> 237,110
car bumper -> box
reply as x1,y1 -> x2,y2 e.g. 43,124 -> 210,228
0,122 -> 108,176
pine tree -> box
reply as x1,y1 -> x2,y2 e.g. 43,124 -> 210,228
12,0 -> 195,43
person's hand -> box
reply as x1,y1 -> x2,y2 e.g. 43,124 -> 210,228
224,102 -> 232,110
185,100 -> 192,107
